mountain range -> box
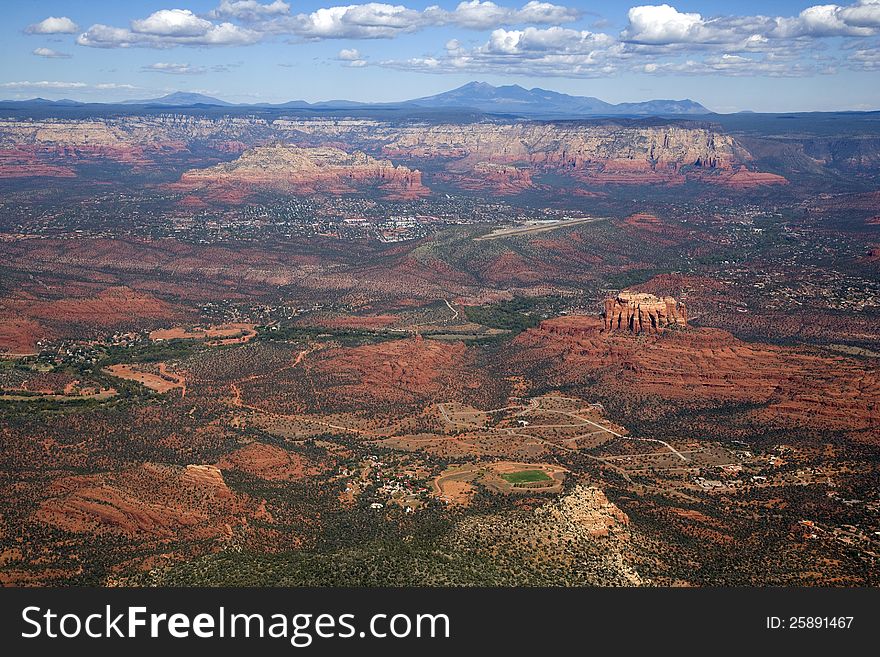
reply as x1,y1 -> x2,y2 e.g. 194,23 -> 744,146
2,82 -> 711,118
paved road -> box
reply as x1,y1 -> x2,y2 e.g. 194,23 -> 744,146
475,216 -> 607,241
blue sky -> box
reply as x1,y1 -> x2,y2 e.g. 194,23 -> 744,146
2,1 -> 879,111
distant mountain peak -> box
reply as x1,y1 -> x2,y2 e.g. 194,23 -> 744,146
411,82 -> 710,117
121,91 -> 231,107
2,82 -> 714,118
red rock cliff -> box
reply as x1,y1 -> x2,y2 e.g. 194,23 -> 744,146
604,291 -> 687,334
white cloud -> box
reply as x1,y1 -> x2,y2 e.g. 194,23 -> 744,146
33,47 -> 71,59
25,16 -> 79,34
515,1 -> 581,24
289,4 -> 423,39
623,5 -> 709,44
426,1 -> 581,30
337,48 -> 367,67
623,2 -> 880,46
641,53 -> 821,77
63,1 -> 880,79
840,0 -> 880,27
78,10 -> 262,48
143,62 -> 208,75
774,3 -> 879,37
382,25 -> 621,77
621,4 -> 771,45
256,2 -> 581,39
379,3 -> 872,80
0,81 -> 136,91
131,9 -> 214,37
849,43 -> 880,68
1,80 -> 86,89
211,1 -> 291,20
69,3 -> 582,47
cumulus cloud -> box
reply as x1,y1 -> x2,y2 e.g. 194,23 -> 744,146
773,2 -> 880,37
425,1 -> 581,30
840,0 -> 880,27
216,2 -> 581,39
25,16 -> 79,34
622,2 -> 880,46
288,4 -> 423,39
337,48 -> 367,66
621,4 -> 773,45
210,0 -> 292,21
378,2 -> 877,79
623,4 -> 706,43
77,9 -> 262,48
143,62 -> 208,75
63,1 -> 880,79
131,9 -> 215,37
382,25 -> 621,76
33,47 -> 71,59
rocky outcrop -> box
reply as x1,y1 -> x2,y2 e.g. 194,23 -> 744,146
175,144 -> 428,200
35,463 -> 244,539
181,464 -> 229,494
512,316 -> 880,433
535,485 -> 630,538
217,442 -> 319,481
0,115 -> 789,190
436,161 -> 534,193
383,123 -> 739,168
604,291 -> 687,333
379,122 -> 782,187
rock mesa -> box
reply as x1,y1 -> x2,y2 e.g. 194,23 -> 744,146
604,291 -> 687,334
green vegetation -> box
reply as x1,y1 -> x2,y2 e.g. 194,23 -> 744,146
463,297 -> 553,334
501,470 -> 551,484
99,339 -> 203,366
257,325 -> 398,347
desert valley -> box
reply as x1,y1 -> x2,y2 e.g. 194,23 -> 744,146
0,85 -> 878,586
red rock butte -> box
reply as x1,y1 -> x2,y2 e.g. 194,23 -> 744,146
603,291 -> 687,334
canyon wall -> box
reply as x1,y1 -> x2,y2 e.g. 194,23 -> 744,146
0,115 -> 788,189
175,144 -> 428,200
604,292 -> 687,334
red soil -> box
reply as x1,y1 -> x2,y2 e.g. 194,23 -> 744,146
0,317 -> 50,354
16,287 -> 173,327
308,337 -> 481,409
35,463 -> 249,539
218,443 -> 320,481
513,315 -> 879,434
691,168 -> 788,188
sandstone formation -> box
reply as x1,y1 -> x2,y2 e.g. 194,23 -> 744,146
436,161 -> 534,193
383,123 -> 738,167
379,122 -> 784,187
535,484 -> 630,538
512,315 -> 880,433
0,116 -> 789,190
175,144 -> 428,200
181,464 -> 229,493
35,463 -> 246,539
604,291 -> 687,333
217,442 -> 318,481
308,337 -> 477,410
